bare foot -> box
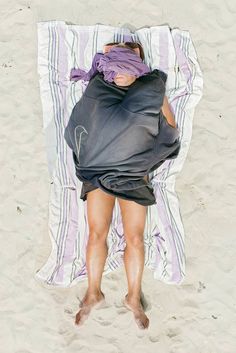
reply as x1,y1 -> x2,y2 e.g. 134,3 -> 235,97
123,294 -> 150,329
78,289 -> 105,308
75,291 -> 105,326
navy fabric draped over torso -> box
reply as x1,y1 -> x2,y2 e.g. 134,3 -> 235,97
64,69 -> 180,205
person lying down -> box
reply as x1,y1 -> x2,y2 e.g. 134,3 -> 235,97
64,41 -> 181,206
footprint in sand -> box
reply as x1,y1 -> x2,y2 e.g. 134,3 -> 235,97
166,327 -> 182,338
116,308 -> 129,314
94,318 -> 113,326
64,307 -> 73,315
149,335 -> 160,342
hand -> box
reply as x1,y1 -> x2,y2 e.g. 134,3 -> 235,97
161,96 -> 177,128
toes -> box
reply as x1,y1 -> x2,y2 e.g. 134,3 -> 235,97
136,319 -> 143,329
75,306 -> 91,326
134,313 -> 150,330
75,312 -> 83,326
136,318 -> 146,330
145,318 -> 150,329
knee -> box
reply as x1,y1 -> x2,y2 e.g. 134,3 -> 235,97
88,227 -> 109,243
125,232 -> 144,247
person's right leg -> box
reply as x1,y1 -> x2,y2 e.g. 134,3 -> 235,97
75,187 -> 116,325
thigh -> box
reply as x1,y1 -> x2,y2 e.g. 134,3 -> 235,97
87,188 -> 116,237
117,198 -> 147,240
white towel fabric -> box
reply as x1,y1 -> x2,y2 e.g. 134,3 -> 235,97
35,21 -> 203,287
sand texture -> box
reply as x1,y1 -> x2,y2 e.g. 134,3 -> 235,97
0,0 -> 236,352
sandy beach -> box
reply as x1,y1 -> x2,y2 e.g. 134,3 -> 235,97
1,0 -> 236,352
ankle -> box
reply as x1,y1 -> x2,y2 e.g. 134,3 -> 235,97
125,292 -> 141,303
87,288 -> 104,297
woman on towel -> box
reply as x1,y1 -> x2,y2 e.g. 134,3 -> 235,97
67,41 -> 177,329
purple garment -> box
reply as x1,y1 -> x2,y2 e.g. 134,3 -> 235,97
70,47 -> 151,83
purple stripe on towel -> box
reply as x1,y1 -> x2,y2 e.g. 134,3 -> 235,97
159,29 -> 169,73
153,184 -> 182,283
54,25 -> 76,283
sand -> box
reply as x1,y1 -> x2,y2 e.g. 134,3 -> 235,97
1,0 -> 236,352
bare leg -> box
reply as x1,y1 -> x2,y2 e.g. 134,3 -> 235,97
118,194 -> 149,330
75,188 -> 115,326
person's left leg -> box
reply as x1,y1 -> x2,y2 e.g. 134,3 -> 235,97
117,195 -> 149,329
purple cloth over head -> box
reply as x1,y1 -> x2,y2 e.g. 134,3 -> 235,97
70,46 -> 151,83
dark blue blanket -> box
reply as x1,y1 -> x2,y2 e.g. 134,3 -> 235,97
64,69 -> 180,205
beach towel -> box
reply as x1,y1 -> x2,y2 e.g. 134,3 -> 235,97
35,21 -> 203,287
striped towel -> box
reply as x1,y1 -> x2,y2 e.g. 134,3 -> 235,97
35,21 -> 203,287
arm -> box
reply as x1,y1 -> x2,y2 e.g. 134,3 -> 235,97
161,96 -> 177,128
